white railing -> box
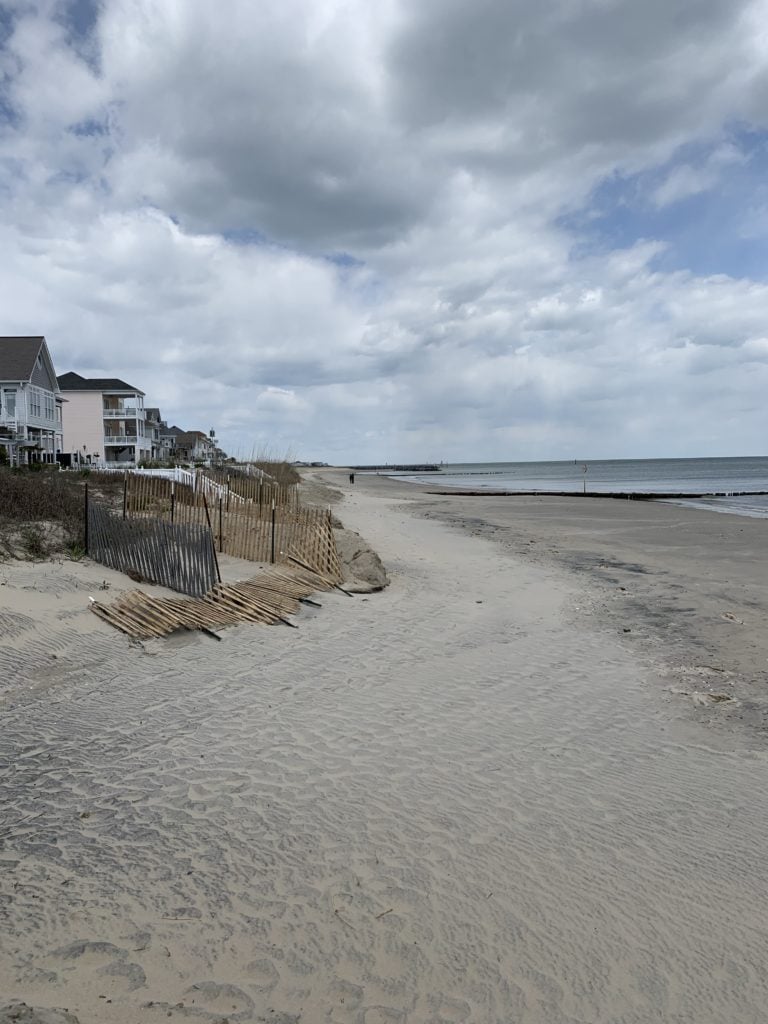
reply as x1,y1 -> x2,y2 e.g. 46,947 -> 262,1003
89,465 -> 248,503
134,466 -> 197,484
103,408 -> 139,418
195,473 -> 247,504
104,435 -> 139,444
142,468 -> 247,504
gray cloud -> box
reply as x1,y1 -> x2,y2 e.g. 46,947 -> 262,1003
97,1 -> 436,249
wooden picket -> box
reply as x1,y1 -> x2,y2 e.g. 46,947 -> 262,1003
201,468 -> 298,509
87,500 -> 218,597
123,470 -> 339,574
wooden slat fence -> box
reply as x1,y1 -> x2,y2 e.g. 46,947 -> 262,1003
123,471 -> 339,577
124,471 -> 199,518
87,500 -> 218,597
124,470 -> 297,514
202,468 -> 298,509
212,502 -> 341,578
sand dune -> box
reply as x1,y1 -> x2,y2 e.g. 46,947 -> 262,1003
1,485 -> 767,1022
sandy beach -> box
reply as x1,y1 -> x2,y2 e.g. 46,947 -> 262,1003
2,475 -> 768,1023
335,471 -> 768,737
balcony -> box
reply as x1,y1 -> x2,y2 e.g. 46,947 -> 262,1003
103,408 -> 138,418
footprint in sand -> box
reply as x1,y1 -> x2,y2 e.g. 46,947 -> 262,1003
427,995 -> 473,1022
361,1008 -> 407,1024
47,941 -> 146,993
245,958 -> 280,992
0,1003 -> 80,1024
182,981 -> 254,1020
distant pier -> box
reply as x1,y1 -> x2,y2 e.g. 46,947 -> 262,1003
353,464 -> 441,473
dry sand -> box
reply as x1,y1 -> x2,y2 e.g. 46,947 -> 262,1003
1,475 -> 768,1023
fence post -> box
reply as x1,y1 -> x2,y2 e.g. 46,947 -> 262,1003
218,497 -> 223,552
171,481 -> 175,524
202,495 -> 222,583
84,482 -> 89,554
226,475 -> 230,512
122,471 -> 127,519
271,498 -> 276,564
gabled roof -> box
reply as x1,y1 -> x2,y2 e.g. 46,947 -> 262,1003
57,371 -> 144,395
0,336 -> 46,381
173,430 -> 213,447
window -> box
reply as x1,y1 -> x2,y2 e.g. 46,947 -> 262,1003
3,390 -> 15,417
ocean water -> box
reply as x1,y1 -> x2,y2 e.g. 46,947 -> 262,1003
392,456 -> 768,519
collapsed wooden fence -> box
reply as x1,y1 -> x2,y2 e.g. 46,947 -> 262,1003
122,471 -> 339,577
86,499 -> 218,597
90,559 -> 346,640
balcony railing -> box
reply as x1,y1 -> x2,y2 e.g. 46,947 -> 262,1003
103,408 -> 139,418
104,435 -> 153,446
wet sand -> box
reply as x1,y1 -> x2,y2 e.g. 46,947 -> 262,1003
1,480 -> 768,1022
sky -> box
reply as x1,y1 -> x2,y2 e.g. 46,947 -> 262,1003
1,0 -> 767,464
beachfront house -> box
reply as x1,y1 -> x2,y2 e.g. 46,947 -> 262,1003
168,428 -> 218,465
158,420 -> 179,462
57,372 -> 152,466
145,407 -> 176,462
0,336 -> 62,466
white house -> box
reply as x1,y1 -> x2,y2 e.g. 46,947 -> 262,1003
57,372 -> 153,466
0,336 -> 62,466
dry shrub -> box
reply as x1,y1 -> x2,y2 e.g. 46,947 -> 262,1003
0,468 -> 123,558
246,460 -> 300,487
224,446 -> 301,487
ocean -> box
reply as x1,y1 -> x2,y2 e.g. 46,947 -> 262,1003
390,456 -> 768,519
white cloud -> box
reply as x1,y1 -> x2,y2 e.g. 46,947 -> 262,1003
0,0 -> 766,461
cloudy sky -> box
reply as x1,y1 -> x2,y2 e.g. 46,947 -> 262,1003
1,0 -> 767,463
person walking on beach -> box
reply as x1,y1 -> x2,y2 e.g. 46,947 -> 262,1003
349,472 -> 355,484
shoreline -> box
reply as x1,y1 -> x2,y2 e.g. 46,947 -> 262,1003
424,487 -> 768,499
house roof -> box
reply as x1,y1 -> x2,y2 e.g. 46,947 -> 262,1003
0,336 -> 46,381
57,371 -> 144,395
